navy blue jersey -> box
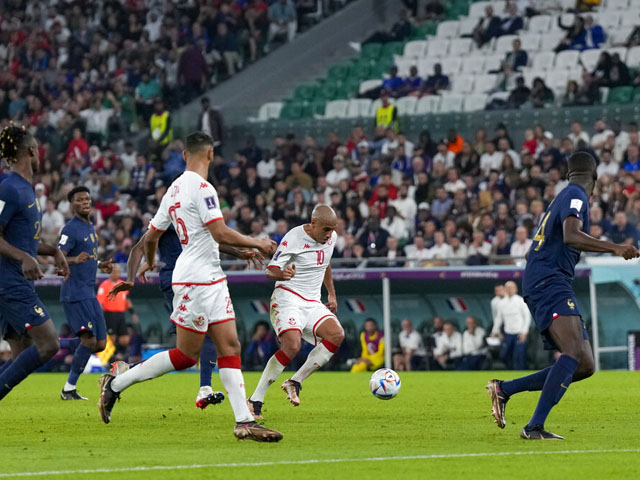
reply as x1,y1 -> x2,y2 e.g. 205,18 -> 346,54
523,183 -> 590,295
158,226 -> 181,275
58,216 -> 99,302
0,173 -> 42,289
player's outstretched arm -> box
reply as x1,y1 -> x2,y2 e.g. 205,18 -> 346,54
38,242 -> 69,280
207,220 -> 276,256
219,244 -> 265,269
563,216 -> 640,259
323,265 -> 338,314
265,264 -> 296,281
108,234 -> 148,300
0,225 -> 43,280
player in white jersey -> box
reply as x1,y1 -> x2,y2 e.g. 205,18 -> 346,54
247,205 -> 345,419
98,132 -> 282,442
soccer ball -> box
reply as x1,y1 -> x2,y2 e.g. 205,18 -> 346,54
369,368 -> 401,400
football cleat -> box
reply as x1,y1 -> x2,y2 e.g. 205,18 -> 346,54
247,399 -> 264,420
234,421 -> 283,442
195,386 -> 225,410
281,379 -> 301,406
520,425 -> 565,440
110,361 -> 130,376
486,379 -> 509,429
97,373 -> 120,424
60,389 -> 88,401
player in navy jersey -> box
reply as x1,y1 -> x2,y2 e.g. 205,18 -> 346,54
108,218 -> 264,409
58,186 -> 115,400
0,124 -> 69,402
487,152 -> 639,440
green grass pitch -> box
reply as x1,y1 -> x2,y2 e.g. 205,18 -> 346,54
0,371 -> 638,479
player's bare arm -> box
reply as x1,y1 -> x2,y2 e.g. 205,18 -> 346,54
219,244 -> 265,269
323,265 -> 337,314
207,219 -> 277,255
0,224 -> 43,280
265,264 -> 296,281
38,242 -> 69,279
563,216 -> 640,259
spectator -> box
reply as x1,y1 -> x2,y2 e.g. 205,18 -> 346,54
433,322 -> 462,369
583,14 -> 606,50
555,15 -> 586,52
472,5 -> 502,48
429,231 -> 453,261
499,3 -> 524,36
381,66 -> 405,98
401,66 -> 422,96
431,186 -> 453,220
592,51 -> 613,87
266,0 -> 298,51
623,145 -> 640,172
423,1 -> 445,20
510,226 -> 532,259
422,63 -> 450,95
350,319 -> 385,373
393,319 -> 427,371
606,53 -> 631,88
444,168 -> 466,194
379,236 -> 405,267
381,206 -> 408,241
504,38 -> 528,71
79,95 -> 119,147
480,141 -> 504,176
458,316 -> 488,370
244,321 -> 278,370
568,121 -> 591,147
404,235 -> 431,267
597,149 -> 619,177
149,100 -> 173,151
507,76 -> 531,109
607,212 -> 638,246
65,129 -> 89,166
353,10 -> 411,50
433,141 -> 455,168
491,284 -> 506,322
529,77 -> 554,108
212,22 -> 241,76
390,184 -> 418,233
467,231 -> 492,265
198,98 -> 225,156
358,216 -> 390,257
41,199 -> 65,245
375,91 -> 398,132
326,155 -> 351,188
490,281 -> 530,370
178,43 -> 208,103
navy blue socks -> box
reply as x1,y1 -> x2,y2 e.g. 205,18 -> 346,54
199,335 -> 217,388
65,344 -> 92,390
0,346 -> 45,401
528,355 -> 578,427
501,366 -> 553,397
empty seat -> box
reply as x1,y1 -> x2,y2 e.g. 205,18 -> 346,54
473,74 -> 497,93
627,46 -> 640,68
426,39 -> 450,57
540,31 -> 565,51
359,79 -> 382,95
463,93 -> 489,112
558,0 -> 577,10
552,13 -> 576,31
490,1 -> 506,15
469,1 -> 491,18
580,49 -> 602,71
346,98 -> 372,118
598,11 -> 621,29
620,9 -> 640,27
607,86 -> 633,104
461,56 -> 486,74
417,58 -> 439,77
436,20 -> 460,38
459,18 -> 478,36
438,94 -> 464,113
396,96 -> 417,115
528,15 -> 552,33
395,58 -> 415,77
403,40 -> 427,58
449,38 -> 473,56
324,100 -> 349,119
441,57 -> 462,75
252,102 -> 282,122
416,95 -> 441,114
532,51 -> 556,71
487,91 -> 510,104
606,0 -> 629,10
495,35 -> 519,54
546,70 -> 569,93
518,33 -> 541,51
609,27 -> 634,47
484,54 -> 504,72
555,50 -> 579,69
451,75 -> 475,93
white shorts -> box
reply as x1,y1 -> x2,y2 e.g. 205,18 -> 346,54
170,280 -> 235,334
269,286 -> 338,345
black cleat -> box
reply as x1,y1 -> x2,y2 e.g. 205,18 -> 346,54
247,399 -> 264,420
281,379 -> 301,406
195,392 -> 225,410
486,379 -> 509,429
520,425 -> 565,440
234,421 -> 283,442
97,373 -> 120,424
61,389 -> 88,401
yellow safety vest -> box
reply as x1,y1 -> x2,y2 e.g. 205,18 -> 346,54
150,111 -> 173,145
376,104 -> 398,131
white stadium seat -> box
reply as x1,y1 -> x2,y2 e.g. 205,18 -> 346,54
438,94 -> 464,113
469,1 -> 491,18
395,58 -> 415,77
483,54 -> 504,72
518,33 -> 541,52
403,40 -> 427,58
396,96 -> 417,116
451,75 -> 475,93
324,100 -> 349,119
627,46 -> 640,68
417,58 -> 439,77
598,11 -> 621,29
346,99 -> 372,118
463,93 -> 488,112
532,51 -> 556,71
579,49 -> 602,71
609,27 -> 633,47
473,74 -> 497,93
427,39 -> 450,57
552,13 -> 575,32
540,31 -> 565,52
558,0 -> 576,10
554,50 -> 579,69
416,95 -> 440,114
490,1 -> 506,15
494,35 -> 518,54
359,79 -> 382,95
441,57 -> 463,75
606,0 -> 629,10
459,18 -> 478,36
253,102 -> 282,122
620,9 -> 640,27
461,56 -> 486,74
487,91 -> 510,104
449,38 -> 473,57
522,70 -> 538,87
568,67 -> 584,83
436,20 -> 460,38
545,70 -> 569,93
528,15 -> 552,33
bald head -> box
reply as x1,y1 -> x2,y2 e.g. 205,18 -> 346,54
505,281 -> 517,296
312,204 -> 337,223
307,205 -> 338,244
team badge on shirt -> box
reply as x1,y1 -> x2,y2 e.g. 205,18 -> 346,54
33,306 -> 45,317
194,316 -> 205,327
567,299 -> 575,310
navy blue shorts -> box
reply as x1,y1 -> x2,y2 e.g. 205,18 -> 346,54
0,285 -> 50,338
160,275 -> 176,335
63,298 -> 107,341
524,281 -> 589,350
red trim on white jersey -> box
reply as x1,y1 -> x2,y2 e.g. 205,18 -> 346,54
170,318 -> 207,334
150,224 -> 166,232
266,265 -> 280,269
211,317 -> 235,325
275,285 -> 321,303
277,327 -> 303,336
172,277 -> 227,286
204,217 -> 223,226
312,314 -> 337,345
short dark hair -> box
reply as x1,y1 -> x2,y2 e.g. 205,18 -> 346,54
0,124 -> 33,164
185,131 -> 214,153
568,151 -> 597,174
68,185 -> 90,202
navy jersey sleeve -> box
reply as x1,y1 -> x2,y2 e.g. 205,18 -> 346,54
58,223 -> 77,254
559,187 -> 589,223
0,182 -> 19,227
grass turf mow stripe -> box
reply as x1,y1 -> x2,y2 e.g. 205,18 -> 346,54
3,449 -> 639,478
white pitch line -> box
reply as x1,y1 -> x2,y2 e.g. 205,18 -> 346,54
1,449 -> 639,478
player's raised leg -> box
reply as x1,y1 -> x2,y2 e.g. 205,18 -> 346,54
62,332 -> 99,400
249,329 -> 302,417
195,334 -> 225,409
209,320 -> 282,442
284,318 -> 344,405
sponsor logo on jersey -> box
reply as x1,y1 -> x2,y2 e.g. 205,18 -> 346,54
88,322 -> 93,329
204,196 -> 216,209
303,244 -> 310,249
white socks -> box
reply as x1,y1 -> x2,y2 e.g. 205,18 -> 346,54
111,350 -> 174,392
291,341 -> 336,383
218,355 -> 253,423
250,350 -> 290,403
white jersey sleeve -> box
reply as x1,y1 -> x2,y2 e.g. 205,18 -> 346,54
194,183 -> 223,226
268,231 -> 298,270
149,192 -> 172,232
